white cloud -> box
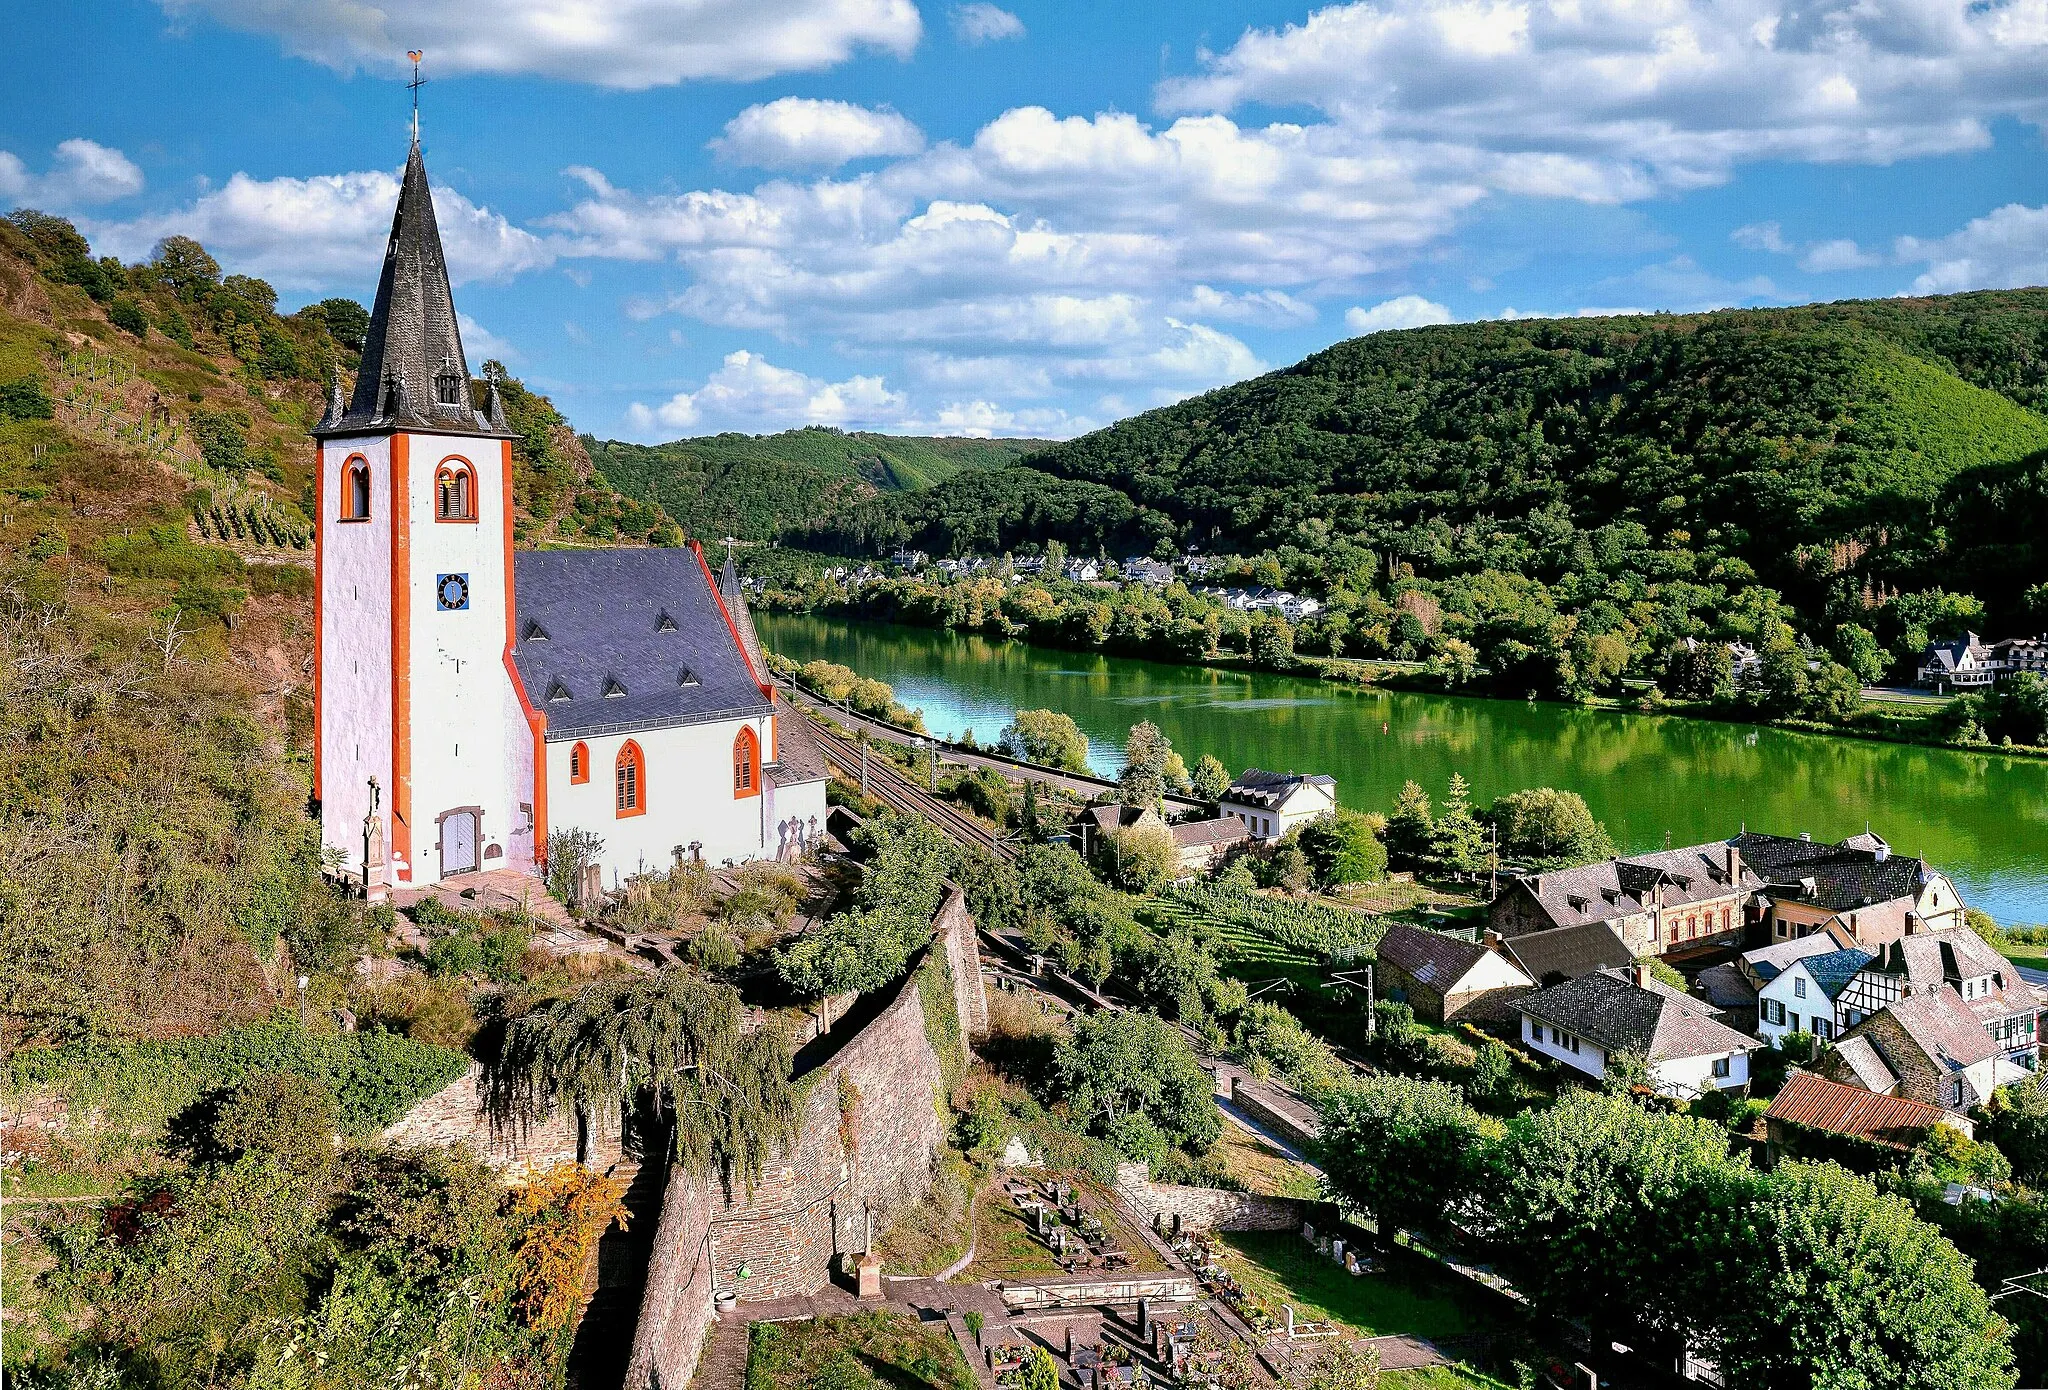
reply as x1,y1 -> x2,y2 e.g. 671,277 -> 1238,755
629,349 -> 909,432
458,312 -> 519,363
711,98 -> 925,170
1157,0 -> 2048,198
1732,221 -> 1792,254
1798,238 -> 1881,272
952,3 -> 1025,43
1345,294 -> 1452,332
158,0 -> 922,88
1171,284 -> 1317,325
82,167 -> 549,290
1898,203 -> 2048,294
0,139 -> 144,209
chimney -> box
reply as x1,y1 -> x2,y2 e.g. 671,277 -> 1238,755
1727,842 -> 1741,884
1906,911 -> 1927,936
1530,875 -> 1542,896
1483,928 -> 1504,952
1630,963 -> 1647,989
1799,831 -> 1813,842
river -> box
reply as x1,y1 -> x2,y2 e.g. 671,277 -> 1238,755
758,613 -> 2048,925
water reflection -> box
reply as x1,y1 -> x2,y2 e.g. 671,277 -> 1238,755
761,614 -> 2048,923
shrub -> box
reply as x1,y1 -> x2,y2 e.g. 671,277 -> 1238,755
204,1070 -> 339,1174
108,296 -> 148,337
0,375 -> 55,422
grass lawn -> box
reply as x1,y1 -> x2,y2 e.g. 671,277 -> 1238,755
1383,1369 -> 1517,1390
2002,942 -> 2048,971
747,1311 -> 976,1390
1216,1231 -> 1475,1343
1213,1123 -> 1322,1201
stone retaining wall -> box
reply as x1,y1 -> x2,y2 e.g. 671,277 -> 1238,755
1112,1163 -> 1334,1236
381,1063 -> 622,1177
623,894 -> 987,1390
1227,1075 -> 1323,1152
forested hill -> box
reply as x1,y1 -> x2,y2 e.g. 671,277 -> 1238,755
585,427 -> 1044,543
806,291 -> 2048,632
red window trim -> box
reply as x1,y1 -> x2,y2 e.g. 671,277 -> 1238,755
570,740 -> 590,785
615,739 -> 646,818
435,456 -> 479,523
340,454 -> 372,522
733,726 -> 760,800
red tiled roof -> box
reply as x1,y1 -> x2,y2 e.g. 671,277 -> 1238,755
1765,1071 -> 1951,1150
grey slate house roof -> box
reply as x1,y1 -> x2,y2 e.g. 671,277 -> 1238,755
1800,947 -> 1878,999
1170,816 -> 1249,849
1517,968 -> 1757,1063
1866,927 -> 2043,1029
766,697 -> 827,787
1740,925 -> 1860,986
1830,1035 -> 1900,1093
1378,923 -> 1525,993
1868,987 -> 2000,1073
1731,831 -> 1939,914
510,547 -> 772,739
1692,962 -> 1759,1032
1500,920 -> 1635,983
315,137 -> 512,440
1224,769 -> 1336,809
1504,841 -> 1758,931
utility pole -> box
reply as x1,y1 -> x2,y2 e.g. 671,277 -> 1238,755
1489,822 -> 1499,902
859,731 -> 869,795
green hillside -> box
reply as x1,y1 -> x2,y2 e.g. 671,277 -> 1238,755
585,426 -> 1045,542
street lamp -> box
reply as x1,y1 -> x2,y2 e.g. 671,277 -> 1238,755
297,973 -> 310,1029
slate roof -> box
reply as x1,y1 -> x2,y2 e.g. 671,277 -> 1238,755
1170,816 -> 1249,848
1505,841 -> 1758,931
1086,804 -> 1162,833
1742,927 -> 1860,984
1692,962 -> 1758,1032
1377,923 -> 1521,993
1731,831 -> 1938,914
1516,968 -> 1757,1062
719,554 -> 767,675
1798,947 -> 1878,1000
1828,1035 -> 1900,1093
511,547 -> 772,738
766,697 -> 827,787
1870,987 -> 2000,1075
1766,1071 -> 1951,1150
1223,769 -> 1336,809
1502,921 -> 1636,983
316,137 -> 511,440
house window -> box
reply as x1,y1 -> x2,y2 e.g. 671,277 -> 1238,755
615,740 -> 646,818
436,460 -> 476,521
1793,977 -> 1807,1000
1713,1056 -> 1731,1079
1813,1018 -> 1832,1041
1952,1080 -> 1966,1107
733,726 -> 760,798
1764,999 -> 1785,1027
570,741 -> 589,785
341,456 -> 371,520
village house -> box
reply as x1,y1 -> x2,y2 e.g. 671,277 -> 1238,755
1489,841 -> 1759,960
1119,557 -> 1176,587
1168,815 -> 1249,875
1220,769 -> 1338,841
1735,830 -> 1965,945
1819,987 -> 2013,1113
1753,946 -> 1873,1046
1375,922 -> 1534,1022
1917,632 -> 2001,690
1496,921 -> 1638,987
1515,966 -> 1760,1097
1764,1071 -> 1972,1166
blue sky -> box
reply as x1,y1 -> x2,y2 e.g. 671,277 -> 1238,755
5,0 -> 2047,443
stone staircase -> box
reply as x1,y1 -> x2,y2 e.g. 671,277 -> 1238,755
567,1154 -> 669,1390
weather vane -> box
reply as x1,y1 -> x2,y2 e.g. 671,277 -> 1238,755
407,49 -> 426,142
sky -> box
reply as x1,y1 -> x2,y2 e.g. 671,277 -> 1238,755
4,0 -> 2048,444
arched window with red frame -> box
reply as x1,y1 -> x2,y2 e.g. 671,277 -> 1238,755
341,455 -> 371,520
436,458 -> 476,521
570,741 -> 590,784
733,726 -> 760,799
615,740 -> 646,817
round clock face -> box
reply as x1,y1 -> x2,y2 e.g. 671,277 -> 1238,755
437,572 -> 470,611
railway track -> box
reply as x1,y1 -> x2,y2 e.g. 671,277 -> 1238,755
808,713 -> 1014,861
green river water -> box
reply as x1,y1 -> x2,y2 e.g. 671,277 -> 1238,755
758,613 -> 2048,925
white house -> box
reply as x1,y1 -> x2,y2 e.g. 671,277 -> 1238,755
1221,769 -> 1339,841
1750,946 -> 1875,1047
1916,633 -> 2000,691
314,131 -> 824,895
1516,967 -> 1759,1097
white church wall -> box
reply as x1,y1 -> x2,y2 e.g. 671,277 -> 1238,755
318,436 -> 395,880
401,437 -> 524,885
765,773 -> 829,863
546,712 -> 777,884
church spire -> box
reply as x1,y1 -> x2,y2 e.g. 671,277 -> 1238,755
316,115 -> 510,437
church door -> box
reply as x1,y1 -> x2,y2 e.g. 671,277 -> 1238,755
442,810 -> 478,876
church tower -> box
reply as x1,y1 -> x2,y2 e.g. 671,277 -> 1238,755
312,133 -> 535,891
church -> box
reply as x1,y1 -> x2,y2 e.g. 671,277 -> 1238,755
312,132 -> 827,893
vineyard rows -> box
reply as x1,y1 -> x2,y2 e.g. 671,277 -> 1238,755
1147,881 -> 1386,967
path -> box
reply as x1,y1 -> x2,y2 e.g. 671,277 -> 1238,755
566,1156 -> 666,1390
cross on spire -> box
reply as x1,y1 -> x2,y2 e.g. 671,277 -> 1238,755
407,49 -> 426,145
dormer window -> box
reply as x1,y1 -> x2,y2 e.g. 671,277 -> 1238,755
546,679 -> 572,703
655,609 -> 678,633
435,356 -> 464,407
603,675 -> 627,698
523,619 -> 550,642
678,667 -> 700,687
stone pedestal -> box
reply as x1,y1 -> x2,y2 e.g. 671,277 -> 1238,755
857,1254 -> 883,1299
